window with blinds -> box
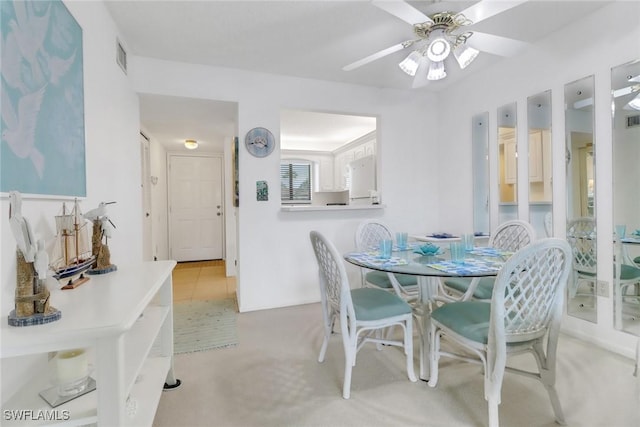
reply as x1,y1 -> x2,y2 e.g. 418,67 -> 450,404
281,161 -> 312,203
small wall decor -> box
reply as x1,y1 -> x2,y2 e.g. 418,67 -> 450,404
256,181 -> 268,201
245,127 -> 275,157
1,0 -> 86,197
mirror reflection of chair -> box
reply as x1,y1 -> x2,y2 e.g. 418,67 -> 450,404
613,237 -> 640,336
440,220 -> 535,302
428,238 -> 572,427
544,212 -> 553,237
309,231 -> 417,399
566,218 -> 597,305
355,220 -> 419,304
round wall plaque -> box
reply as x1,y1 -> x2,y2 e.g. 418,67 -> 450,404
245,127 -> 275,158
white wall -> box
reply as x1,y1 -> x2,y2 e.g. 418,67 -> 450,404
1,1 -> 142,403
130,58 -> 439,312
436,1 -> 640,357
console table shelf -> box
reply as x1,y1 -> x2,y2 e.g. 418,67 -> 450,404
1,260 -> 177,426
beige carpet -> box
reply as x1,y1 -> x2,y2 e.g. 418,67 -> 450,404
154,303 -> 640,427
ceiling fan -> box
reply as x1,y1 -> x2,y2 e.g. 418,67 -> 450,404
343,0 -> 529,88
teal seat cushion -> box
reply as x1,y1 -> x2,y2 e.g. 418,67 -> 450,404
431,301 -> 491,344
577,270 -> 596,277
617,264 -> 640,281
350,288 -> 412,321
634,256 -> 640,265
443,277 -> 495,300
365,271 -> 418,289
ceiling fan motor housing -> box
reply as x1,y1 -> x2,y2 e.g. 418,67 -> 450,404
413,12 -> 472,40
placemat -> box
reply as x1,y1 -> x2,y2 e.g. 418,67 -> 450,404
426,258 -> 504,275
346,252 -> 409,267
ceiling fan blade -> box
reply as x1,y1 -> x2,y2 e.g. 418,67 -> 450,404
343,41 -> 409,71
466,31 -> 527,57
461,0 -> 529,25
372,0 -> 432,25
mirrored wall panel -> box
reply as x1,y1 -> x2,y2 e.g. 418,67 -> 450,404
565,75 -> 596,323
528,91 -> 553,238
612,59 -> 640,335
498,102 -> 518,223
473,112 -> 490,236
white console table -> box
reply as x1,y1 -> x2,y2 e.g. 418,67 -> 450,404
1,260 -> 178,426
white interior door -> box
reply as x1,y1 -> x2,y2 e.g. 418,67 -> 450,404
169,154 -> 224,261
140,134 -> 153,261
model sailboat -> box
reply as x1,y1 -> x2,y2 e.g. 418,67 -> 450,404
50,200 -> 96,289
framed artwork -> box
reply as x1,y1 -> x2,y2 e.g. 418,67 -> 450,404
256,180 -> 268,201
1,0 -> 86,197
232,136 -> 239,207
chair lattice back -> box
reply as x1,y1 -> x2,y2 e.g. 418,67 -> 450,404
489,220 -> 536,252
491,238 -> 572,343
355,221 -> 393,251
310,231 -> 349,312
566,217 -> 596,275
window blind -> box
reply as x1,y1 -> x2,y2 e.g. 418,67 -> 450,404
281,161 -> 311,203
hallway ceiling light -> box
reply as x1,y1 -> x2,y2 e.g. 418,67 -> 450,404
184,139 -> 198,150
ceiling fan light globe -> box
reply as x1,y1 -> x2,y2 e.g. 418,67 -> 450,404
426,38 -> 450,62
628,94 -> 640,111
454,44 -> 479,69
399,51 -> 423,76
427,61 -> 446,81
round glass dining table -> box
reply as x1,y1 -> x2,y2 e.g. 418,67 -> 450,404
344,243 -> 509,380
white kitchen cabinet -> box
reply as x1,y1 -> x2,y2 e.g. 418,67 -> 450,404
528,130 -> 544,183
333,139 -> 376,191
364,141 -> 375,157
1,260 -> 177,426
318,158 -> 334,191
334,152 -> 353,190
504,140 -> 517,184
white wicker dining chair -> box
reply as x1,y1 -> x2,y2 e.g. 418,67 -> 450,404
440,220 -> 536,302
354,220 -> 419,303
428,238 -> 572,427
309,231 -> 417,399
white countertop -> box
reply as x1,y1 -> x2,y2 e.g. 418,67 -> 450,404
281,204 -> 385,212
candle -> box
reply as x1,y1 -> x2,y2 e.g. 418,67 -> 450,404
55,348 -> 88,384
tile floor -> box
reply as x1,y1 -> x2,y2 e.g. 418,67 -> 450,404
172,260 -> 237,303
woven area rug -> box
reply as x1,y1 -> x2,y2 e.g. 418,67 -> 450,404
173,299 -> 238,354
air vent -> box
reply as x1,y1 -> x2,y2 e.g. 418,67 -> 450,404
627,114 -> 640,128
116,38 -> 127,74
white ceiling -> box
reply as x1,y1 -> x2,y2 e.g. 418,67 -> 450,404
280,110 -> 376,151
104,0 -> 613,152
